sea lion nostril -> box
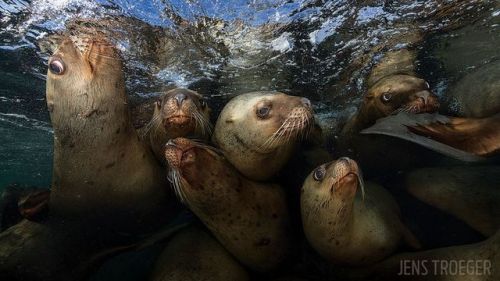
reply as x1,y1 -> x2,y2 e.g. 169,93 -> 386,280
174,93 -> 187,106
415,91 -> 430,104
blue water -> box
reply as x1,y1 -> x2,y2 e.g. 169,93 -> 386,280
0,0 -> 498,190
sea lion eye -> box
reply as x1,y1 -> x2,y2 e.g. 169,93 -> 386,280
256,106 -> 271,119
381,92 -> 392,103
313,167 -> 326,181
49,59 -> 65,75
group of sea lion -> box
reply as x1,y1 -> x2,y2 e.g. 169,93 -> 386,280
0,24 -> 499,281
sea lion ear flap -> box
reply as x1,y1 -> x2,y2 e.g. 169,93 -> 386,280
363,94 -> 374,102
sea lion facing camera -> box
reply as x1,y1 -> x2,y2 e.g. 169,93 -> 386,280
164,138 -> 293,272
213,91 -> 314,181
301,158 -> 419,266
141,88 -> 212,164
45,36 -> 178,233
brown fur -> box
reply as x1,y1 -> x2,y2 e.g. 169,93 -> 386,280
407,113 -> 500,157
164,138 -> 294,272
141,88 -> 212,164
46,36 -> 177,234
212,91 -> 314,181
301,158 -> 419,266
150,224 -> 250,281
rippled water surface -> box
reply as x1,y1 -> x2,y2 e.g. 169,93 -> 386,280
0,0 -> 499,188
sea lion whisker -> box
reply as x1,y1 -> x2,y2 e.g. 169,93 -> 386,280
168,169 -> 187,203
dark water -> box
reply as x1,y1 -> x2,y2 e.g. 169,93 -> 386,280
1,0 -> 498,190
0,0 -> 499,280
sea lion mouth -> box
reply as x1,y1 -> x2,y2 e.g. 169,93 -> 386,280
164,115 -> 193,127
165,138 -> 221,203
394,90 -> 440,115
261,106 -> 314,150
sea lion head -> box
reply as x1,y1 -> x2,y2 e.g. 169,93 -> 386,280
302,157 -> 365,205
214,91 -> 314,153
359,75 -> 439,125
45,35 -> 124,120
164,137 -> 236,205
150,88 -> 211,138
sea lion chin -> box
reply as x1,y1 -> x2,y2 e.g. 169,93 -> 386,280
212,91 -> 314,181
164,137 -> 294,272
301,158 -> 419,266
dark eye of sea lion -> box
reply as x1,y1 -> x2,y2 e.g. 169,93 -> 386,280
313,166 -> 326,181
256,105 -> 271,119
381,92 -> 392,103
49,59 -> 65,75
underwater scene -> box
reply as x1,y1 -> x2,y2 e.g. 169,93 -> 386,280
0,0 -> 499,280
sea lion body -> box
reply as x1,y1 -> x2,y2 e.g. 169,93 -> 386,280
447,61 -> 500,118
140,88 -> 212,164
150,224 -> 249,281
301,158 -> 418,266
164,138 -> 293,272
405,166 -> 500,237
45,36 -> 177,233
213,91 -> 313,181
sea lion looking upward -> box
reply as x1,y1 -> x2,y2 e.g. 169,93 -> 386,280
301,158 -> 419,266
141,88 -> 212,164
213,91 -> 314,181
164,138 -> 293,272
45,36 -> 177,233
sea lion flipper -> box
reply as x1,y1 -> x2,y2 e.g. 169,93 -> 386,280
18,189 -> 51,221
399,223 -> 421,250
360,112 -> 485,162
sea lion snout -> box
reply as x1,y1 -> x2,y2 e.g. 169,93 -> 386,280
174,93 -> 187,106
411,90 -> 440,113
164,138 -> 195,168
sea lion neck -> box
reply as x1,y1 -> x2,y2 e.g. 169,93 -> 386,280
46,37 -> 172,231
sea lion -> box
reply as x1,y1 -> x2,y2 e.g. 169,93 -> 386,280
404,166 -> 500,237
140,88 -> 212,164
336,50 -> 441,177
164,137 -> 293,272
361,112 -> 500,161
339,74 -> 439,139
339,49 -> 439,138
45,35 -> 177,233
150,224 -> 249,281
446,60 -> 500,118
301,158 -> 419,266
212,91 -> 314,181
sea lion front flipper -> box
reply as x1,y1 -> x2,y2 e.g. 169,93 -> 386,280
399,222 -> 421,250
18,189 -> 51,221
360,112 -> 485,162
